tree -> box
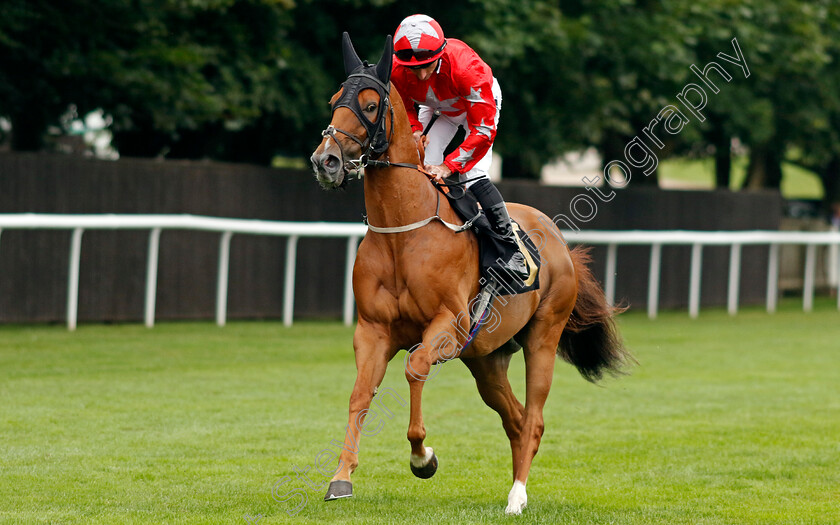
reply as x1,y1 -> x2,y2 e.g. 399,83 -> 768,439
457,0 -> 587,178
101,0 -> 323,162
0,0 -> 333,161
2,0 -> 839,210
0,0 -> 108,149
785,0 -> 840,210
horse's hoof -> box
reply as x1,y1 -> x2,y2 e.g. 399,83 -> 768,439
505,480 -> 528,515
410,448 -> 438,479
324,480 -> 353,501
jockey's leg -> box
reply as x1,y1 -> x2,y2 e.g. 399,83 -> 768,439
418,108 -> 459,165
469,177 -> 529,280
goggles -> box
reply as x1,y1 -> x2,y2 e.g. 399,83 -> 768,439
395,41 -> 446,65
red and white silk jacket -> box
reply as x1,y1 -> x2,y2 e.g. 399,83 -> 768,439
392,38 -> 498,174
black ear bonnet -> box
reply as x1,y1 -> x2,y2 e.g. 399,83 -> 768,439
331,33 -> 394,156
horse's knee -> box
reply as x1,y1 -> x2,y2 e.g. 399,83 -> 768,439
529,420 -> 545,443
404,351 -> 434,382
520,414 -> 545,443
534,419 -> 545,437
348,393 -> 374,414
502,420 -> 523,441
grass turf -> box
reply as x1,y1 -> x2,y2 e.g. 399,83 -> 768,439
1,300 -> 839,524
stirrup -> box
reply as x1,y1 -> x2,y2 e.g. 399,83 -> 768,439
471,278 -> 498,328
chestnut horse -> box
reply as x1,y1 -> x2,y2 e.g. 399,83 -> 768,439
310,34 -> 629,515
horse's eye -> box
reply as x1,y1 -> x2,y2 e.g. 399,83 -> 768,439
365,103 -> 377,112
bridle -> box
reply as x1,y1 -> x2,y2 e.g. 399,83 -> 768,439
321,70 -> 395,179
318,56 -> 482,234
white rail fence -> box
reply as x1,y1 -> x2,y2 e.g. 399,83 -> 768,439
0,214 -> 838,330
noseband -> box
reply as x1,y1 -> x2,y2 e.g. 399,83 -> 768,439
321,68 -> 394,178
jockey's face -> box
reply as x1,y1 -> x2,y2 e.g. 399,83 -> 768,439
409,59 -> 438,81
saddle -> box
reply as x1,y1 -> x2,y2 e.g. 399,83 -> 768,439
417,139 -> 539,298
439,183 -> 541,297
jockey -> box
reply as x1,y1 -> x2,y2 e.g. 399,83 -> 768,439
391,14 -> 528,280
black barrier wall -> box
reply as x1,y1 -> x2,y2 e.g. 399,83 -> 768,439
0,153 -> 782,323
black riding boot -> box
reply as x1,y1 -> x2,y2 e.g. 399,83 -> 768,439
470,178 -> 529,280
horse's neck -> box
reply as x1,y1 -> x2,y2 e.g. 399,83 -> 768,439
363,86 -> 459,237
363,171 -> 429,226
363,146 -> 449,232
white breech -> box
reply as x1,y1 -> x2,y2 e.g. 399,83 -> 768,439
418,77 -> 502,189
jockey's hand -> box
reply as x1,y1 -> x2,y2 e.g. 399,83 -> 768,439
413,131 -> 429,149
425,164 -> 452,182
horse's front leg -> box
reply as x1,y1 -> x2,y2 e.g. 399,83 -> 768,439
404,311 -> 463,479
325,322 -> 394,501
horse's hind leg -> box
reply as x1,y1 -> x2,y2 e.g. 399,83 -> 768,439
461,344 -> 525,475
505,319 -> 567,515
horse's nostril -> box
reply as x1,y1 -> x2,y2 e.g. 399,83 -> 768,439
324,155 -> 340,171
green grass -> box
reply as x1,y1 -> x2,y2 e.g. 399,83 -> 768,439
2,300 -> 839,524
659,156 -> 824,199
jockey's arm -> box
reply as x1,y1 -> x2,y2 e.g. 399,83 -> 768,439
442,65 -> 497,175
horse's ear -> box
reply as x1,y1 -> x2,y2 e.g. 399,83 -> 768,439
375,34 -> 393,85
342,32 -> 363,76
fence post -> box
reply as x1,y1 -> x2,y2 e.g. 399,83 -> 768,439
144,228 -> 162,328
343,236 -> 360,326
836,238 -> 840,311
766,243 -> 779,313
283,235 -> 299,327
689,243 -> 703,319
829,234 -> 839,290
605,243 -> 617,306
727,243 -> 742,315
215,232 -> 234,327
67,228 -> 84,331
803,243 -> 816,312
837,248 -> 840,310
647,243 -> 662,319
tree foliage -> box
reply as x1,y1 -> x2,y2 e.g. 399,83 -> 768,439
1,0 -> 839,205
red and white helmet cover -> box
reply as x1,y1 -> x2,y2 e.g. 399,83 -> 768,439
393,14 -> 446,67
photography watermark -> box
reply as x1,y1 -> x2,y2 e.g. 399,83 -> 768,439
402,37 -> 751,385
250,36 -> 749,522
539,37 -> 749,237
403,277 -> 505,382
259,387 -> 407,518
256,271 -> 515,520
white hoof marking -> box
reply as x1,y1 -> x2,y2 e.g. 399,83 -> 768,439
505,480 -> 528,515
410,446 -> 434,468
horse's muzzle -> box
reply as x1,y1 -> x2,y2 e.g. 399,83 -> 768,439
310,151 -> 345,189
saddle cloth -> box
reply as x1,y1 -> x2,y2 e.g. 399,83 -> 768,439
442,186 -> 541,297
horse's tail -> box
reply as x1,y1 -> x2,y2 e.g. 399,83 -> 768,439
558,246 -> 633,383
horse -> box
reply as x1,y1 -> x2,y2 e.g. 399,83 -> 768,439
309,33 -> 630,515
